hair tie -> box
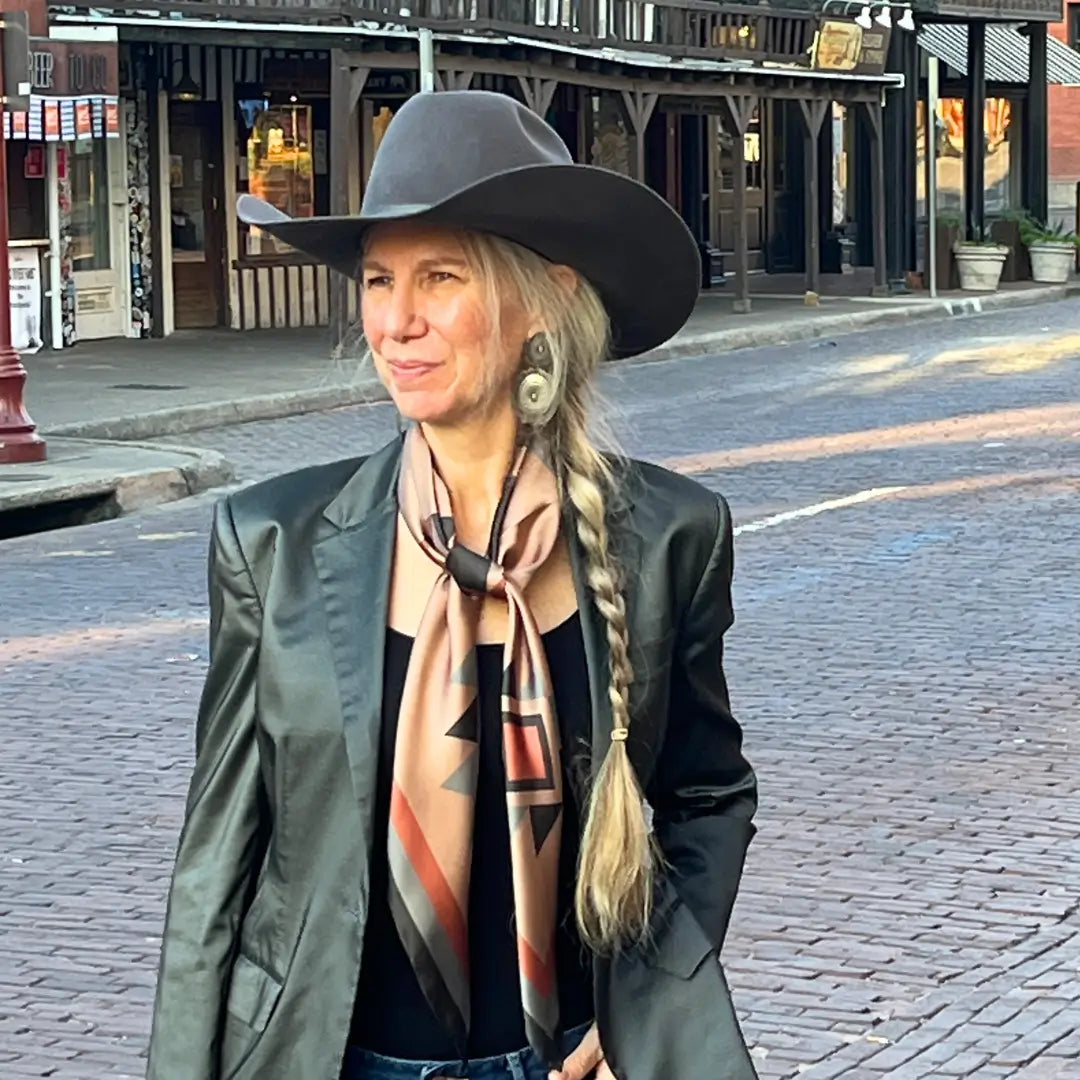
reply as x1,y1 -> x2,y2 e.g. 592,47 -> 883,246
610,727 -> 629,743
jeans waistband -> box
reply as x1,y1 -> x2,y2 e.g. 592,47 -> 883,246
343,1021 -> 593,1080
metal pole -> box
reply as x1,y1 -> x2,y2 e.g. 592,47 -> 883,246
46,143 -> 63,349
0,22 -> 46,463
927,55 -> 939,299
418,28 -> 435,93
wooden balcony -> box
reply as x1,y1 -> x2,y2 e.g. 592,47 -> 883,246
54,0 -> 819,67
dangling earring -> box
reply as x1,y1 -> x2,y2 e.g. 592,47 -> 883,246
515,333 -> 558,428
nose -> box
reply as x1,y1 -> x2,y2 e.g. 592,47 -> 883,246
382,279 -> 425,340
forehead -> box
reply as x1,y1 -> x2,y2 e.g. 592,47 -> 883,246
362,222 -> 469,266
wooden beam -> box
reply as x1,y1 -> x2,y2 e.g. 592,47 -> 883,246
517,75 -> 559,116
722,94 -> 756,315
864,99 -> 889,297
799,98 -> 830,301
343,48 -> 891,105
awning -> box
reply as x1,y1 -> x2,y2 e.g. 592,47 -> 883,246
918,23 -> 1080,86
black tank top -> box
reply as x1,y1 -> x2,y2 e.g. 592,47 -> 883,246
350,613 -> 595,1059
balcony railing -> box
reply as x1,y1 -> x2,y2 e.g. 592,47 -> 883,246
52,0 -> 819,66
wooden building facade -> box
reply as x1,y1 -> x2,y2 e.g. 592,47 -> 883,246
43,0 -> 905,348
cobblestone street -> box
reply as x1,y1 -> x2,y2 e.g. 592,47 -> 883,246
2,300 -> 1079,1079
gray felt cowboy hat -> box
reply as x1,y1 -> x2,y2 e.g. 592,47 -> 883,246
237,89 -> 699,358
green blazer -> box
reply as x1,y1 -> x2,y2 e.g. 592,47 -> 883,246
147,437 -> 759,1080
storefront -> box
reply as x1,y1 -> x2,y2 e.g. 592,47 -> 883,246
4,34 -> 124,348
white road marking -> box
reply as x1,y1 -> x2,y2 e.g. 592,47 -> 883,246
733,487 -> 908,536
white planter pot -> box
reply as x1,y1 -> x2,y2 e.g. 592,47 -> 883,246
1028,241 -> 1075,284
953,244 -> 1008,292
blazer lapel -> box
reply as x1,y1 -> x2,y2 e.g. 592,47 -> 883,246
312,438 -> 403,816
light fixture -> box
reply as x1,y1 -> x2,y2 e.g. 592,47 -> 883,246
170,46 -> 201,102
855,5 -> 873,29
875,6 -> 892,27
898,6 -> 916,31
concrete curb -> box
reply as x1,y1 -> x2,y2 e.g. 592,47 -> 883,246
44,284 -> 1073,442
636,284 -> 1073,363
0,438 -> 234,515
47,380 -> 388,442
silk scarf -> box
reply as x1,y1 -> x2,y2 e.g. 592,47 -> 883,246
390,425 -> 565,1064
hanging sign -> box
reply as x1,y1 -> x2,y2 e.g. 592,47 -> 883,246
105,99 -> 120,138
76,99 -> 92,140
812,20 -> 890,77
43,99 -> 59,140
9,248 -> 43,354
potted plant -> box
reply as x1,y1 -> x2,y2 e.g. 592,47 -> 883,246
953,227 -> 1009,292
1019,216 -> 1079,284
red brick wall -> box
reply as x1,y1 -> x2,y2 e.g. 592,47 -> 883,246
1049,18 -> 1080,219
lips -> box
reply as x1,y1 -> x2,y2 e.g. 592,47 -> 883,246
386,359 -> 440,385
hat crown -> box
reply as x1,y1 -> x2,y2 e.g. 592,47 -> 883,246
361,90 -> 573,216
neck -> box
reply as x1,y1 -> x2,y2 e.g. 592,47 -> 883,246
421,408 -> 522,548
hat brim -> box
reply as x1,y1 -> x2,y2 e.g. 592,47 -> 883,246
237,164 -> 698,358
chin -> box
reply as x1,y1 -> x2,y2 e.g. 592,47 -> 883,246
390,389 -> 458,427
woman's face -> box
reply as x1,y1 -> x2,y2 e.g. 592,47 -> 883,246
361,223 -> 527,428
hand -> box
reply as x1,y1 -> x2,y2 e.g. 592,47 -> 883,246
548,1022 -> 615,1080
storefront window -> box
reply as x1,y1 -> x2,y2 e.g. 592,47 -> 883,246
246,103 -> 314,255
916,97 -> 1015,221
715,108 -> 763,193
68,140 -> 111,272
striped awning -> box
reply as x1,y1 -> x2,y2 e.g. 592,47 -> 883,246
2,95 -> 121,142
918,23 -> 1080,86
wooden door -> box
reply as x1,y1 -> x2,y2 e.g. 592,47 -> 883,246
712,110 -> 765,271
169,101 -> 225,329
765,101 -> 801,272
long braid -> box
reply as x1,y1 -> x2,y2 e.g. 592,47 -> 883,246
456,230 -> 656,950
562,432 -> 655,950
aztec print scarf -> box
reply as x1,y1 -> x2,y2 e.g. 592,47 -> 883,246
390,425 -> 566,1065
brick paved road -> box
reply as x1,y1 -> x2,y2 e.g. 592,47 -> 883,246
3,300 -> 1080,1079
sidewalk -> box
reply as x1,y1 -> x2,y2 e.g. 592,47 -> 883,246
22,279 -> 1072,441
1,278 -> 1072,525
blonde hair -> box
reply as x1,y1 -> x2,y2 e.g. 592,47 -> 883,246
458,232 -> 656,952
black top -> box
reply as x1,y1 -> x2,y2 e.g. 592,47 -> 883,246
350,613 -> 595,1060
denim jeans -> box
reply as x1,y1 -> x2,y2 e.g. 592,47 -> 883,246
342,1022 -> 594,1080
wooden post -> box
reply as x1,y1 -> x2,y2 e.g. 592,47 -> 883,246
621,88 -> 658,182
1023,22 -> 1049,223
864,99 -> 888,297
799,97 -> 830,302
964,22 -> 986,241
329,52 -> 368,351
723,94 -> 756,314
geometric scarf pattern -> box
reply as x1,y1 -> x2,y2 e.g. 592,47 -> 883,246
391,426 -> 564,1065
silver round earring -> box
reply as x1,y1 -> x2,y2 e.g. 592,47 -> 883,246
515,333 -> 558,427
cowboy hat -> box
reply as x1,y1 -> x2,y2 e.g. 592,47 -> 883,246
237,89 -> 699,358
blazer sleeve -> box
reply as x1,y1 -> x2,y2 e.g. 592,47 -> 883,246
646,493 -> 757,953
147,497 -> 269,1080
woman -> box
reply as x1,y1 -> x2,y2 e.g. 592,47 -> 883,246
148,90 -> 757,1080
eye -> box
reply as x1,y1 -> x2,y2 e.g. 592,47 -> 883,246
428,270 -> 459,284
363,274 -> 391,289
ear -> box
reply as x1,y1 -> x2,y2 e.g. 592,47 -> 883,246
549,263 -> 580,295
525,264 -> 580,339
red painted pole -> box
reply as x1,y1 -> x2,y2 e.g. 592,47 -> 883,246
0,22 -> 46,464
